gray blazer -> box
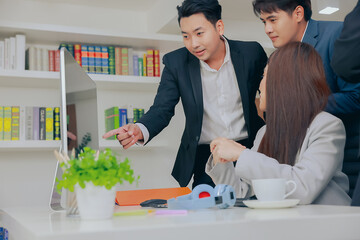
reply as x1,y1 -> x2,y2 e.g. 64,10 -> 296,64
206,112 -> 351,205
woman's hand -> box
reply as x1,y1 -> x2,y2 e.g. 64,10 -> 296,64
210,137 -> 246,164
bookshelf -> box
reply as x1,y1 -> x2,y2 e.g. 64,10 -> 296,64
0,18 -> 184,208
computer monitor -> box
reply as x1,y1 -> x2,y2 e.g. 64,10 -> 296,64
50,47 -> 99,210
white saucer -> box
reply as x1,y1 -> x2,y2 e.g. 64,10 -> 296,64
243,199 -> 300,209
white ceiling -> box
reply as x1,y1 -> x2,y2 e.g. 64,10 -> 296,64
38,0 -> 358,49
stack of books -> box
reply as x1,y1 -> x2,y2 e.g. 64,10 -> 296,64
0,34 -> 26,71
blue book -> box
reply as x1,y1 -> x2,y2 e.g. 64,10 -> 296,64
81,45 -> 89,73
101,46 -> 109,74
94,46 -> 102,74
133,55 -> 139,76
88,46 -> 96,74
119,108 -> 127,127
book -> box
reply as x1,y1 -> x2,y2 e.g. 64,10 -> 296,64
41,48 -> 49,71
3,107 -> 11,140
54,50 -> 60,72
19,106 -> 26,141
15,34 -> 26,71
10,37 -> 16,70
11,106 -> 20,140
146,49 -> 154,77
128,48 -> 133,76
108,46 -> 115,75
33,107 -> 40,140
119,108 -> 127,127
104,106 -> 120,140
121,48 -> 129,75
101,46 -> 109,74
133,55 -> 139,76
133,108 -> 139,123
4,38 -> 9,70
0,41 -> 4,70
36,47 -> 42,71
67,44 -> 74,57
54,107 -> 61,140
154,49 -> 160,77
138,57 -> 143,76
45,107 -> 54,140
87,46 -> 95,74
67,104 -> 78,150
0,106 -> 3,140
39,107 -> 46,140
48,50 -> 55,72
94,46 -> 102,74
74,44 -> 82,66
25,106 -> 33,140
115,47 -> 121,75
81,45 -> 89,73
143,53 -> 147,76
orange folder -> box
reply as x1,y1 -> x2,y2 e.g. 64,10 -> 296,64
115,187 -> 191,206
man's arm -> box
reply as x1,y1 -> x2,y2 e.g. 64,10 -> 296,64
331,0 -> 360,83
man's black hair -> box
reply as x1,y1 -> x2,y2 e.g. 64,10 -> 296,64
177,0 -> 222,26
252,0 -> 312,21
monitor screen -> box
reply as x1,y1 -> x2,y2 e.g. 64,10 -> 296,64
50,47 -> 99,210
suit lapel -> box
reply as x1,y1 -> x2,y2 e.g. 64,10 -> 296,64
188,53 -> 203,119
228,40 -> 250,126
303,19 -> 319,48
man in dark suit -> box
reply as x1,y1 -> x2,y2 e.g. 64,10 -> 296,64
103,0 -> 267,188
331,0 -> 360,84
252,0 -> 360,196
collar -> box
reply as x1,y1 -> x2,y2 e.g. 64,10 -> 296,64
301,21 -> 309,42
200,36 -> 230,72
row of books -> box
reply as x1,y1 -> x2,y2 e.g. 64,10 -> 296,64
0,34 -> 26,71
60,43 -> 160,77
0,106 -> 61,141
104,106 -> 145,140
26,47 -> 60,72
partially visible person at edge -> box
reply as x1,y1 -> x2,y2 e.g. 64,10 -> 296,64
102,0 -> 267,188
207,42 -> 351,205
252,0 -> 360,197
331,0 -> 360,84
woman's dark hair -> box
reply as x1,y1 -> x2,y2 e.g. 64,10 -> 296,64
252,0 -> 312,21
177,0 -> 222,26
258,42 -> 330,166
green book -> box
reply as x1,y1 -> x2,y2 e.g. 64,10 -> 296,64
46,107 -> 54,140
138,58 -> 143,76
104,107 -> 119,140
108,46 -> 115,75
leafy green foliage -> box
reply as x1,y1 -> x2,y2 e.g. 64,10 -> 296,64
56,147 -> 139,194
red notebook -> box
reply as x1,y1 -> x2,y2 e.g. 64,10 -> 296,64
115,187 -> 191,206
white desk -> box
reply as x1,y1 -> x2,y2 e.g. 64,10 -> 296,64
1,205 -> 360,240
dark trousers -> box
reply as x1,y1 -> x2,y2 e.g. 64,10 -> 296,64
192,138 -> 249,189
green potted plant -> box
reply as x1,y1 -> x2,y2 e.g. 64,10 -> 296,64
56,147 -> 139,220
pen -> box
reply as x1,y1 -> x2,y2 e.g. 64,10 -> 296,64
113,209 -> 154,217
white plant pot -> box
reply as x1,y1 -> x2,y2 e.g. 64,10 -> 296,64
75,182 -> 116,220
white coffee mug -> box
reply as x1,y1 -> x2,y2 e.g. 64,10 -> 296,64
251,178 -> 297,201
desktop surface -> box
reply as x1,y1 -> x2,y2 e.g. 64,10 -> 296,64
1,205 -> 360,240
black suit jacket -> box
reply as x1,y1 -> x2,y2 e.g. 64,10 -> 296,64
138,39 -> 267,186
331,0 -> 360,83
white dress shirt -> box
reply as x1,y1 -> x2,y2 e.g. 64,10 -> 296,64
137,38 -> 247,145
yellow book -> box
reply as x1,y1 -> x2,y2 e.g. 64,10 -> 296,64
0,106 -> 3,140
46,107 -> 54,140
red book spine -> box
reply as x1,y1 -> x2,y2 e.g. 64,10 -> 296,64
74,44 -> 82,66
154,49 -> 160,77
54,50 -> 60,72
146,49 -> 154,77
48,50 -> 55,72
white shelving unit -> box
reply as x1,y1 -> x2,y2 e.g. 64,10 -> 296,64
0,18 -> 185,208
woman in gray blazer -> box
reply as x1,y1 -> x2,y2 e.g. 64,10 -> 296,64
206,42 -> 351,205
